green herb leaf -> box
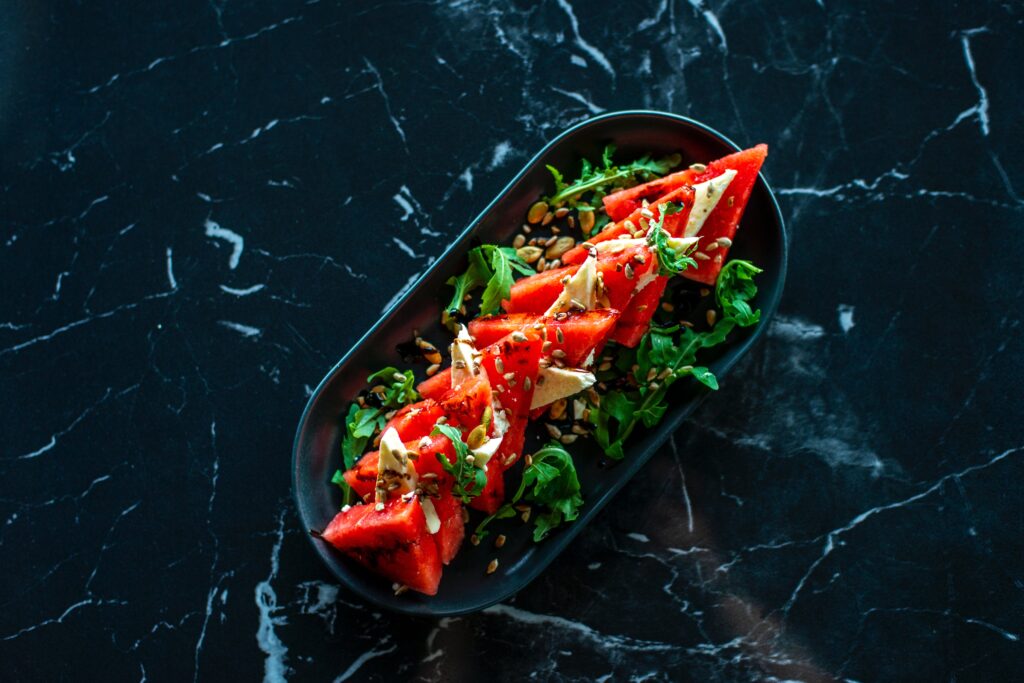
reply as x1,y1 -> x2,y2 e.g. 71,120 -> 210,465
432,423 -> 486,504
646,204 -> 698,277
445,245 -> 534,322
544,145 -> 681,209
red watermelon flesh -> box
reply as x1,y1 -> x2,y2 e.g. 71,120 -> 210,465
417,368 -> 451,400
494,414 -> 528,469
505,245 -> 656,315
429,489 -> 465,565
683,144 -> 767,285
478,331 -> 542,421
347,535 -> 442,596
322,497 -> 427,550
322,498 -> 441,595
468,459 -> 505,514
382,399 -> 444,441
469,310 -> 620,367
603,167 -> 701,221
609,277 -> 668,347
438,375 -> 492,429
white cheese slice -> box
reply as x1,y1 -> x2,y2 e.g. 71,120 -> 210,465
491,406 -> 510,437
377,427 -> 416,494
594,237 -> 644,254
684,169 -> 737,237
450,325 -> 479,387
470,434 -> 503,470
420,498 -> 441,534
544,254 -> 598,315
530,367 -> 596,409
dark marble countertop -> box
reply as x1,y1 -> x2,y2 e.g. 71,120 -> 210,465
3,1 -> 1022,681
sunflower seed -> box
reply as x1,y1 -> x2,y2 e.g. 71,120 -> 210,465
555,207 -> 570,218
545,423 -> 563,439
513,234 -> 526,248
426,363 -> 440,376
706,309 -> 717,326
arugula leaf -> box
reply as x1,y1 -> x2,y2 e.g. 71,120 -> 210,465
544,144 -> 681,209
432,423 -> 488,504
445,244 -> 533,323
333,367 -> 421,506
646,204 -> 698,277
588,259 -> 763,459
474,441 -> 584,541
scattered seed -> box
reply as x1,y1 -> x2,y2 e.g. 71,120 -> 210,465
511,331 -> 527,342
537,256 -> 547,271
486,558 -> 500,575
520,509 -> 531,523
689,163 -> 707,172
717,237 -> 733,248
542,211 -> 555,226
426,363 -> 440,376
527,201 -> 548,224
554,207 -> 570,218
436,416 -> 448,424
579,210 -> 595,233
657,368 -> 672,380
523,376 -> 532,391
560,434 -> 578,444
705,241 -> 719,251
648,382 -> 660,391
546,236 -> 576,259
503,371 -> 516,381
624,263 -> 635,280
462,507 -> 470,523
545,423 -> 563,439
661,302 -> 675,312
542,340 -> 553,353
517,246 -> 543,263
425,351 -> 443,365
556,328 -> 565,344
598,361 -> 612,372
471,534 -> 480,546
706,309 -> 717,326
568,216 -> 576,229
700,288 -> 711,297
634,253 -> 646,264
394,584 -> 409,596
640,207 -> 655,219
693,251 -> 710,261
523,223 -> 533,234
714,254 -> 723,264
587,388 -> 601,405
728,196 -> 735,207
646,367 -> 658,381
512,234 -> 526,248
571,423 -> 588,435
549,398 -> 567,420
548,259 -> 561,270
551,349 -> 567,359
524,453 -> 533,467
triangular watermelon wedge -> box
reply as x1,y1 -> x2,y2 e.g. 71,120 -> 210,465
469,310 -> 620,367
683,144 -> 767,284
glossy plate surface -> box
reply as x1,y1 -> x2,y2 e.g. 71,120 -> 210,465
293,111 -> 788,616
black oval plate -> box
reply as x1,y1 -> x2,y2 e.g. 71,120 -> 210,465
293,111 -> 788,617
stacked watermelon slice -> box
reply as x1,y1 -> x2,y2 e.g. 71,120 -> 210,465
319,145 -> 766,595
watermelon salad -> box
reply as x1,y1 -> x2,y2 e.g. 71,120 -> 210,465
316,143 -> 769,596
